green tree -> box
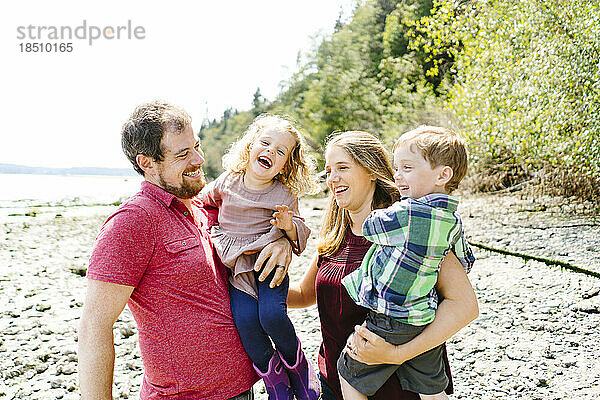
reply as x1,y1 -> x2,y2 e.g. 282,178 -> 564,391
252,88 -> 268,116
413,0 -> 600,198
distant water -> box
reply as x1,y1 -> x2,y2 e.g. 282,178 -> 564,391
0,173 -> 143,208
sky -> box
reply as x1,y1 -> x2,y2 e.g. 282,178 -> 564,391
1,0 -> 355,169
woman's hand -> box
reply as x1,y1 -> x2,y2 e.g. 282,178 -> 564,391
345,252 -> 478,366
345,322 -> 406,365
254,237 -> 293,288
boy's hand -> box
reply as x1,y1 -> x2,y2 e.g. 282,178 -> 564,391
271,205 -> 294,232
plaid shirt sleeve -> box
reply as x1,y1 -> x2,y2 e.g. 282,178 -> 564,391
362,199 -> 411,246
364,197 -> 474,271
451,215 -> 475,273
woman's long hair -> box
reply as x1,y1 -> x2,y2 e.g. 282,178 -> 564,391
317,131 -> 400,256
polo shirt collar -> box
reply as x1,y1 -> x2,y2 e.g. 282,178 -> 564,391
141,181 -> 179,208
417,193 -> 459,212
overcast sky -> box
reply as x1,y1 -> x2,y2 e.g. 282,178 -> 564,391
1,0 -> 355,169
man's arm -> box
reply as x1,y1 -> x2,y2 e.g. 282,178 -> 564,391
254,237 -> 293,288
78,279 -> 134,399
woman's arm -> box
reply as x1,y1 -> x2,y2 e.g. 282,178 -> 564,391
287,254 -> 319,308
348,251 -> 478,365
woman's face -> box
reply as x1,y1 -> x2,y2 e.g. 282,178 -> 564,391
325,145 -> 375,213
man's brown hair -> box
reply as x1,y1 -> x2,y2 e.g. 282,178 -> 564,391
121,100 -> 192,175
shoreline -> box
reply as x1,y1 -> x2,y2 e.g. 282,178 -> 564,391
1,194 -> 599,399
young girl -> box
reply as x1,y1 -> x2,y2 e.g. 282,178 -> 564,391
199,115 -> 321,400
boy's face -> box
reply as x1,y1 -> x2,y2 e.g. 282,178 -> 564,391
393,144 -> 448,199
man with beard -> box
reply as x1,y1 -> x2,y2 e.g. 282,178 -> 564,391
78,101 -> 292,400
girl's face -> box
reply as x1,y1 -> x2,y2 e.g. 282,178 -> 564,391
245,127 -> 296,187
325,145 -> 375,213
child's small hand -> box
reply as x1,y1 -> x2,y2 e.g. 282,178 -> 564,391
271,205 -> 294,232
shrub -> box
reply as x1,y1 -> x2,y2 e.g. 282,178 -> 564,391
412,0 -> 600,200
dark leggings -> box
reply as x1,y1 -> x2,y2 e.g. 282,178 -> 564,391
229,270 -> 298,372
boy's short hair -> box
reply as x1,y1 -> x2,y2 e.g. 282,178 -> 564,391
394,125 -> 468,193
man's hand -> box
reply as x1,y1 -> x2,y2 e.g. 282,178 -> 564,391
254,237 -> 293,288
271,205 -> 294,232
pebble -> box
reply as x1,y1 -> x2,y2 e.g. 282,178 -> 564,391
1,194 -> 599,399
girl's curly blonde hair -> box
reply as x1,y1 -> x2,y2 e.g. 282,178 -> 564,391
222,114 -> 320,197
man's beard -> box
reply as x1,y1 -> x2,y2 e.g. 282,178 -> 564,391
158,171 -> 206,199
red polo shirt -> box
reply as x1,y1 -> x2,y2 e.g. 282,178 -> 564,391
87,181 -> 257,399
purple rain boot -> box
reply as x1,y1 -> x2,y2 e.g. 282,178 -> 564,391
253,351 -> 294,400
278,338 -> 321,400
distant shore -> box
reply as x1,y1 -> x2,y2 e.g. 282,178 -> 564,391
0,164 -> 136,177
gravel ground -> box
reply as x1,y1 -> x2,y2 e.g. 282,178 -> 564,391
1,193 -> 599,399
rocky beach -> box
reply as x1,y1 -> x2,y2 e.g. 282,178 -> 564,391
1,193 -> 599,399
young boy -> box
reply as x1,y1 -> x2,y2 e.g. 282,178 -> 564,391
338,126 -> 476,400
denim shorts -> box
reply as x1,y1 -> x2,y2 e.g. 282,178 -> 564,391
337,311 -> 447,396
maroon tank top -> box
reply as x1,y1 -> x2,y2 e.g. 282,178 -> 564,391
315,230 -> 453,400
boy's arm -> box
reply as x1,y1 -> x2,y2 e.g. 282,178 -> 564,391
346,251 -> 478,365
362,199 -> 411,246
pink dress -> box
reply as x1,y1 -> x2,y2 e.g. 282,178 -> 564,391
198,171 -> 310,298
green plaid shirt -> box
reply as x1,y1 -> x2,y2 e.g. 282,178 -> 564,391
342,194 -> 475,325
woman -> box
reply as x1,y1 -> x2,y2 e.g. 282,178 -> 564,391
288,131 -> 478,400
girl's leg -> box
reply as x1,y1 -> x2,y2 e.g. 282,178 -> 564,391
230,283 -> 294,400
256,271 -> 320,400
229,284 -> 275,372
255,272 -> 298,365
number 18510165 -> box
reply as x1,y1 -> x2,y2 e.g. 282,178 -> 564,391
19,42 -> 73,52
